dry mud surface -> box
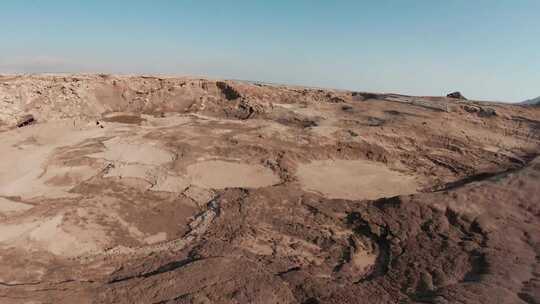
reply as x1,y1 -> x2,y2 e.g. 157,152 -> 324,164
0,74 -> 539,303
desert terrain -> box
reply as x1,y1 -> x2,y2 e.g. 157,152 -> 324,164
0,74 -> 539,303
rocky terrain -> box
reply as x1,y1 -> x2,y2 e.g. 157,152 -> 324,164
0,74 -> 539,303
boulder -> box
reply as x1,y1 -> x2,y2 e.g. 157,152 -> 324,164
462,105 -> 497,117
447,91 -> 467,100
478,107 -> 497,117
463,105 -> 480,113
352,92 -> 380,101
16,114 -> 35,128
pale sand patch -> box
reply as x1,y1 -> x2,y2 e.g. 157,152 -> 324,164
240,237 -> 274,256
141,113 -> 193,128
44,166 -> 97,187
107,212 -> 146,239
352,249 -> 377,271
0,165 -> 97,199
274,103 -> 327,118
0,121 -> 112,199
186,160 -> 280,189
0,221 -> 40,243
238,230 -> 323,265
296,159 -> 418,200
211,129 -> 233,135
309,126 -> 341,138
0,197 -> 33,213
144,232 -> 168,245
101,112 -> 145,125
151,174 -> 190,193
104,163 -> 154,180
28,215 -> 103,256
89,138 -> 173,166
109,177 -> 154,190
105,164 -> 190,193
259,121 -> 293,136
0,214 -> 108,257
183,185 -> 215,206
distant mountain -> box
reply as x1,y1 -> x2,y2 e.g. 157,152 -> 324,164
521,96 -> 540,105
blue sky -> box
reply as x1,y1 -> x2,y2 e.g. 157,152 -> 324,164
0,1 -> 538,102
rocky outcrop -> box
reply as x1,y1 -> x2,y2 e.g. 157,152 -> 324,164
216,81 -> 241,100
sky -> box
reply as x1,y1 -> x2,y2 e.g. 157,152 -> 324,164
0,1 -> 539,102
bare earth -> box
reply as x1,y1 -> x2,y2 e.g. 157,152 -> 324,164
0,74 -> 539,303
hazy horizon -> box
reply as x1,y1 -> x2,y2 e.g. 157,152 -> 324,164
1,1 -> 539,102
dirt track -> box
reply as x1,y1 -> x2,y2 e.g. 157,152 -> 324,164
0,75 -> 539,303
